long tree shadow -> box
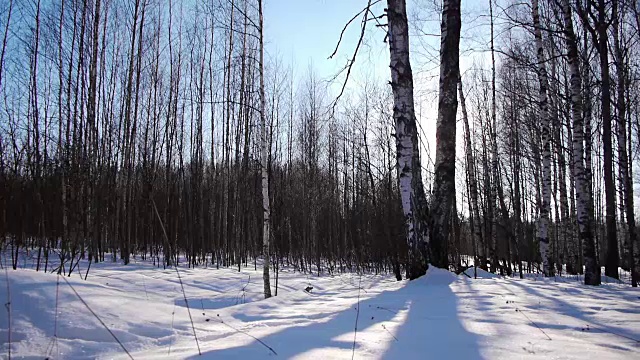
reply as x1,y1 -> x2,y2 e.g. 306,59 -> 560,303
381,270 -> 483,359
503,280 -> 640,345
189,268 -> 483,359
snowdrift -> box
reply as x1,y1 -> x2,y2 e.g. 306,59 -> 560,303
0,259 -> 638,359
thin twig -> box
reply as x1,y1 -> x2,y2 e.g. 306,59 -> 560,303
328,0 -> 381,60
168,303 -> 176,356
45,274 -> 61,358
141,275 -> 149,301
61,276 -> 134,360
4,262 -> 11,360
151,198 -> 201,356
587,324 -> 640,343
215,315 -> 278,356
515,307 -> 552,341
197,289 -> 278,356
351,272 -> 363,360
381,324 -> 398,342
328,0 -> 375,119
376,306 -> 399,314
236,275 -> 251,305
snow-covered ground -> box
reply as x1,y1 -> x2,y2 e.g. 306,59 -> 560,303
0,255 -> 638,359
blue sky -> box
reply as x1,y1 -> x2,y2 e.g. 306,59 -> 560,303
261,0 -> 495,93
261,0 -> 494,202
263,0 -> 390,89
261,0 -> 451,182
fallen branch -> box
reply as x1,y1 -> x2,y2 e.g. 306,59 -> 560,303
351,272 -> 363,360
514,306 -> 552,341
585,324 -> 640,343
381,324 -> 398,342
44,274 -> 61,359
151,198 -> 201,356
61,276 -> 134,360
4,262 -> 11,360
208,313 -> 278,356
168,303 -> 176,356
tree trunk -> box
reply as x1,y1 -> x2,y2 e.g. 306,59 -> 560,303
611,1 -> 636,286
488,0 -> 500,273
458,77 -> 483,270
258,0 -> 272,298
562,0 -> 600,285
597,0 -> 619,280
429,0 -> 461,269
532,0 -> 552,277
386,0 -> 430,278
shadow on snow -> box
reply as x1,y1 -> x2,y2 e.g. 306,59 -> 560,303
188,268 -> 483,359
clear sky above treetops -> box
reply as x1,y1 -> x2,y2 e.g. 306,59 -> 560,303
264,0 -> 490,94
264,0 -> 389,89
264,0 -> 492,186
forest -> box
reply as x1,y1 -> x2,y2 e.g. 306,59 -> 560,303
0,0 -> 639,291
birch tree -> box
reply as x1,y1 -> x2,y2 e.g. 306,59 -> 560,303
561,0 -> 600,285
612,1 -> 637,287
430,0 -> 461,269
576,0 -> 618,279
386,0 -> 430,278
531,0 -> 552,277
488,0 -> 499,272
258,0 -> 272,298
459,76 -> 483,273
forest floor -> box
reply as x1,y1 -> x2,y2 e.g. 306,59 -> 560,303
0,253 -> 638,359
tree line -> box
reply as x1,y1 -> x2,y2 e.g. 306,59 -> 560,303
0,0 -> 639,288
0,0 -> 410,280
448,0 -> 640,286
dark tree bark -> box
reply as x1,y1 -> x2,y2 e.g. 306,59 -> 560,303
578,0 -> 618,279
430,0 -> 461,269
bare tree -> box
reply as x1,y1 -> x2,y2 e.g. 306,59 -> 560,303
386,0 -> 430,278
577,0 -> 618,279
258,0 -> 272,299
531,0 -> 552,277
430,0 -> 461,269
562,0 -> 600,285
459,75 -> 483,275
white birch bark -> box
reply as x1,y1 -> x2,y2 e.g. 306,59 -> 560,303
489,0 -> 499,271
386,0 -> 429,278
554,114 -> 573,272
532,0 -> 552,277
561,0 -> 599,285
258,0 -> 271,298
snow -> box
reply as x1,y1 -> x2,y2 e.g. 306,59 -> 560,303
463,266 -> 500,279
1,256 -> 638,359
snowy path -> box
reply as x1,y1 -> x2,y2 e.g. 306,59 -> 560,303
0,259 -> 638,359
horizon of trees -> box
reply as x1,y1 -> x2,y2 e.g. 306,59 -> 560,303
0,0 -> 639,287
